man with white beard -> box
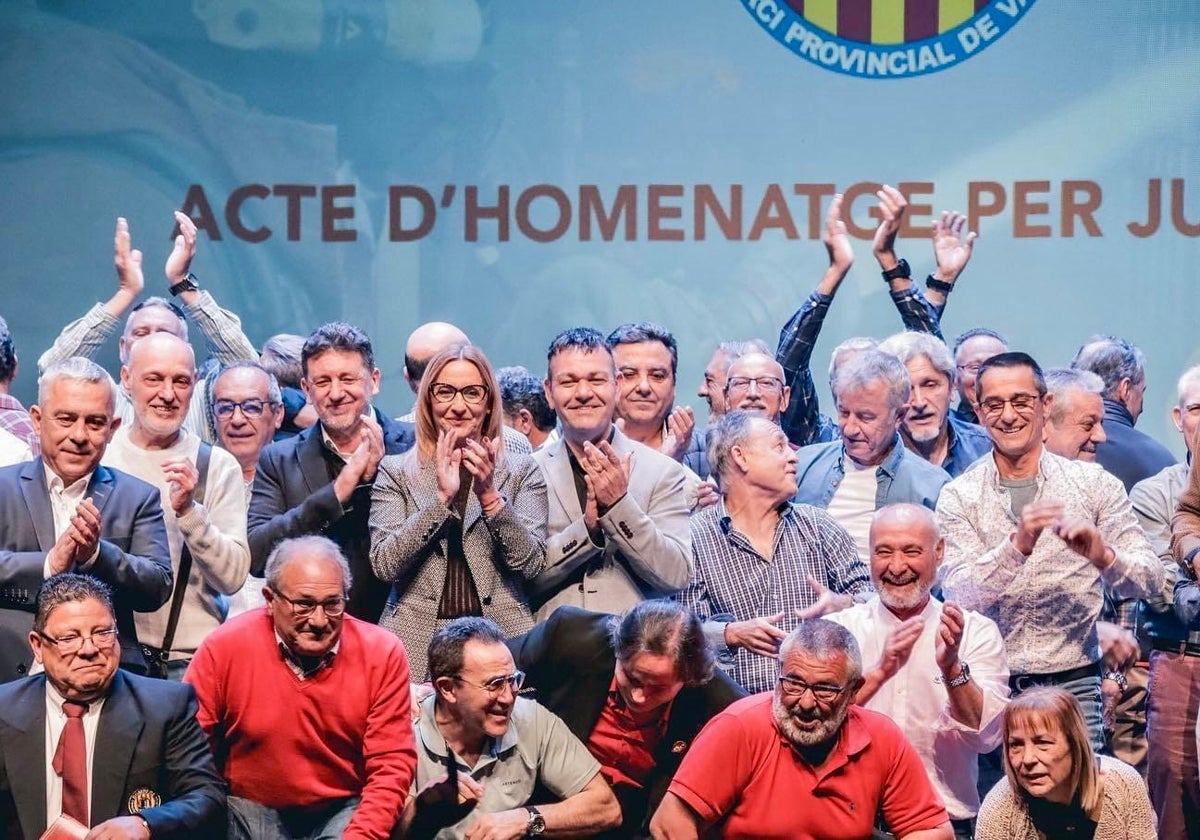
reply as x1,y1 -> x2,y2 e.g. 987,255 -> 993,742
827,504 -> 1010,839
649,619 -> 953,840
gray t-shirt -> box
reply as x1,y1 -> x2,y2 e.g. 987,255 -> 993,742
999,475 -> 1039,520
411,694 -> 601,839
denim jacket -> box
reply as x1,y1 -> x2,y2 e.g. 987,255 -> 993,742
792,433 -> 951,511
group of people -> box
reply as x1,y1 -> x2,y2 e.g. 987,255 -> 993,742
0,187 -> 1195,840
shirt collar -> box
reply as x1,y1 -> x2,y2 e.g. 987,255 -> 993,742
838,433 -> 904,475
418,693 -> 520,764
274,628 -> 339,678
320,407 -> 379,459
43,463 -> 91,497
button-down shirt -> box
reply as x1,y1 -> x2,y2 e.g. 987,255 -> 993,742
42,464 -> 99,576
942,414 -> 992,478
777,287 -> 943,449
679,501 -> 871,693
44,681 -> 106,827
937,448 -> 1164,675
0,393 -> 39,456
585,676 -> 668,790
827,596 -> 1010,819
1129,463 -> 1199,645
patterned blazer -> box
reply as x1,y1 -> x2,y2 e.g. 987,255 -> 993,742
369,451 -> 547,680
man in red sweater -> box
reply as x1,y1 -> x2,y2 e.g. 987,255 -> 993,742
185,535 -> 416,839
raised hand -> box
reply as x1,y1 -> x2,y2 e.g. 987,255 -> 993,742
434,428 -> 464,506
1012,499 -> 1064,556
935,602 -> 966,674
872,184 -> 909,266
1055,517 -> 1115,570
660,406 -> 695,462
113,217 -> 145,302
161,458 -> 199,517
877,615 -> 925,679
581,440 -> 632,510
462,436 -> 499,499
164,210 -> 198,287
931,210 -> 977,283
824,193 -> 854,274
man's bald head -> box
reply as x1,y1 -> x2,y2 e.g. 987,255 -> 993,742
723,352 -> 790,423
404,321 -> 470,394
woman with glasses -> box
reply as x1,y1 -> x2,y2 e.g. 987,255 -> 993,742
369,344 -> 548,680
976,688 -> 1156,839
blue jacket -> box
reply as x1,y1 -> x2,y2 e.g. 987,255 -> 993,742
792,433 -> 951,511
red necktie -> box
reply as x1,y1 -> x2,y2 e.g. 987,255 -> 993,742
52,699 -> 89,825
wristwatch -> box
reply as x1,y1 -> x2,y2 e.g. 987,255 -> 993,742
169,272 -> 199,297
880,258 -> 911,282
1182,545 -> 1200,580
946,661 -> 972,688
525,805 -> 546,836
1102,670 -> 1128,690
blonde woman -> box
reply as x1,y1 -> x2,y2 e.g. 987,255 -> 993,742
370,344 -> 547,679
977,687 -> 1156,839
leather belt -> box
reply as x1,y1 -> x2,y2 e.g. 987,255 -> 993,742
1009,662 -> 1099,693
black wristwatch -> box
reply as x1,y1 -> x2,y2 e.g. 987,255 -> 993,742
1182,545 -> 1200,580
880,258 -> 911,282
525,805 -> 546,836
169,272 -> 199,297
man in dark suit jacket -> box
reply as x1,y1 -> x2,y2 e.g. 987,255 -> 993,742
0,574 -> 224,839
508,602 -> 745,838
248,323 -> 414,622
0,358 -> 171,681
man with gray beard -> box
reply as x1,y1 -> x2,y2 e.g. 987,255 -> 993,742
828,504 -> 1010,839
650,619 -> 952,840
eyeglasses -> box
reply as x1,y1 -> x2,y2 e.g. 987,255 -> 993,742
430,383 -> 490,405
979,393 -> 1041,418
214,398 -> 275,419
270,590 -> 347,618
956,363 -> 983,375
726,376 -> 784,395
38,628 -> 118,656
455,670 -> 526,696
777,675 -> 846,702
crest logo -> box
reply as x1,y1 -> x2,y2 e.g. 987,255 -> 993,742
742,0 -> 1036,79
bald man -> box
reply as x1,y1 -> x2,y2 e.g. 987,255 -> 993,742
827,504 -> 1009,838
722,352 -> 792,427
398,320 -> 533,455
105,333 -> 249,678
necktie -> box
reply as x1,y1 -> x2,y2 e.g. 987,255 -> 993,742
52,699 -> 89,825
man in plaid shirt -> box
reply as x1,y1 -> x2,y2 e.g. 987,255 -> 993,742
0,315 -> 40,455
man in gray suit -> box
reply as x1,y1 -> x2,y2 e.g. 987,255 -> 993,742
531,328 -> 691,619
0,358 -> 171,681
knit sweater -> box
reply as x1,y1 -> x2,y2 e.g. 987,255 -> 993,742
976,756 -> 1157,840
185,609 -> 416,840
103,426 -> 249,655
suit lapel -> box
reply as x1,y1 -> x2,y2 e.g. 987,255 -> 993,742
92,673 -> 143,823
0,676 -> 49,838
295,427 -> 334,497
19,459 -> 56,552
540,441 -> 584,522
87,466 -> 116,519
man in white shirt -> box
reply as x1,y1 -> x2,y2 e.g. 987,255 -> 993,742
828,503 -> 1009,838
103,333 -> 249,678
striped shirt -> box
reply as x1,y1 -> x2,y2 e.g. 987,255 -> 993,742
679,500 -> 871,693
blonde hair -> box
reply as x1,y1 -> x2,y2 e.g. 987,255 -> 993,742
1002,687 -> 1101,814
413,343 -> 504,466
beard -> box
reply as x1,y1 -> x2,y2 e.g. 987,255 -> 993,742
878,576 -> 932,614
772,691 -> 850,749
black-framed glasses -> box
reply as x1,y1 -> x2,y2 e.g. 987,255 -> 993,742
726,376 -> 783,395
777,675 -> 846,703
270,590 -> 347,618
979,393 -> 1041,418
454,669 -> 525,696
38,628 -> 118,656
431,383 -> 490,405
214,398 -> 275,419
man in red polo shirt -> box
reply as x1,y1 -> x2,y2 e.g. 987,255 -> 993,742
650,619 -> 952,840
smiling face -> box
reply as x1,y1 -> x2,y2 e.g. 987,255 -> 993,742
265,552 -> 347,659
724,353 -> 790,423
1044,386 -> 1106,462
613,340 -> 676,431
869,505 -> 942,618
836,378 -> 903,468
450,640 -> 519,741
901,355 -> 953,444
545,348 -> 617,446
118,304 -> 186,365
1006,716 -> 1075,805
773,647 -> 856,749
30,597 -> 120,702
302,349 -> 380,440
430,359 -> 490,441
121,333 -> 195,446
978,364 -> 1046,462
32,377 -> 120,486
213,366 -> 283,473
699,348 -> 729,419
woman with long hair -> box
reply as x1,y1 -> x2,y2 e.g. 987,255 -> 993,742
369,344 -> 547,679
977,687 -> 1156,839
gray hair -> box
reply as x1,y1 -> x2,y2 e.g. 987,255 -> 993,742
38,357 -> 118,411
1044,367 -> 1104,424
877,331 -> 955,385
35,573 -> 114,633
1176,364 -> 1200,408
717,339 -> 772,368
263,535 -> 353,593
779,618 -> 863,684
213,360 -> 283,406
707,409 -> 763,483
261,334 -> 305,389
1071,335 -> 1145,399
952,327 -> 1008,359
427,617 -> 506,681
827,336 -> 878,382
611,599 -> 715,687
831,349 -> 911,411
